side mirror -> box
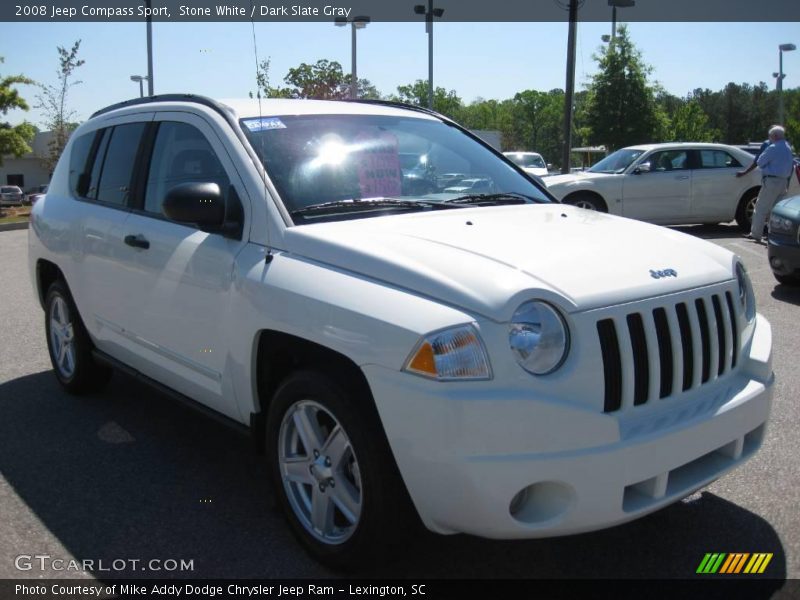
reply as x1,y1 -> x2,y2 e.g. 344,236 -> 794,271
634,162 -> 651,174
546,163 -> 553,171
163,182 -> 226,230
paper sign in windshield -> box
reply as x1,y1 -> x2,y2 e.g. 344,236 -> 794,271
242,117 -> 287,132
355,131 -> 402,198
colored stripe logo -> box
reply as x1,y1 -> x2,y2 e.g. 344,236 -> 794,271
697,553 -> 773,574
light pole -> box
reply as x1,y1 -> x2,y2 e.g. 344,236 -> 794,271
414,2 -> 444,110
335,15 -> 370,99
774,43 -> 796,125
608,0 -> 635,42
561,0 -> 578,174
130,75 -> 148,98
144,0 -> 154,95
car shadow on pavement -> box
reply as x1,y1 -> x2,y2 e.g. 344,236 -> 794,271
670,223 -> 745,240
0,370 -> 788,585
771,283 -> 800,306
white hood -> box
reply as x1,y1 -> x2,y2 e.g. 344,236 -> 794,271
284,204 -> 735,322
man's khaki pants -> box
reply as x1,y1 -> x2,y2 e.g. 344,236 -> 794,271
750,176 -> 788,241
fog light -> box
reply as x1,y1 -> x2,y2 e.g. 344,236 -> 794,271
508,481 -> 575,524
770,257 -> 782,268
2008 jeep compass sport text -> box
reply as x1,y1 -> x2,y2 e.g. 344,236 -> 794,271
28,95 -> 773,567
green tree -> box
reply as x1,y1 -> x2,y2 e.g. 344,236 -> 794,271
343,74 -> 381,100
669,99 -> 717,142
0,56 -> 37,165
253,57 -> 294,98
283,59 -> 347,99
35,40 -> 85,172
785,88 -> 800,147
391,80 -> 463,120
584,25 -> 664,150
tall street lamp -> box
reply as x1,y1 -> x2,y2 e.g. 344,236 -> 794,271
144,0 -> 154,95
335,15 -> 370,99
774,42 -> 796,125
414,2 -> 444,110
608,0 -> 635,42
130,75 -> 149,98
561,0 -> 578,174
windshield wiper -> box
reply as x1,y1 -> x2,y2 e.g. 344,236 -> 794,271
443,192 -> 532,206
290,197 -> 460,217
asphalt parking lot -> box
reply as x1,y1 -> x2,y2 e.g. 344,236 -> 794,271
0,224 -> 798,584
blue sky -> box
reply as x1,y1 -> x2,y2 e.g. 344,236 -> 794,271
1,21 -> 797,127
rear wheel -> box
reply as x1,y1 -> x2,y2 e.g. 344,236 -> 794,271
564,193 -> 606,212
266,370 -> 412,569
44,280 -> 111,394
736,189 -> 759,231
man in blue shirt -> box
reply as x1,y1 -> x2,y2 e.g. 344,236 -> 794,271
745,126 -> 795,243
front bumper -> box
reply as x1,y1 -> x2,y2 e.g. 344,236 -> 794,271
364,314 -> 773,539
767,234 -> 800,277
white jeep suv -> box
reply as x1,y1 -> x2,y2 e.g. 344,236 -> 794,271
28,96 -> 773,567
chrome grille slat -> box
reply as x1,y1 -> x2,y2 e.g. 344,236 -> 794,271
642,310 -> 662,403
686,299 -> 704,389
666,305 -> 686,396
597,287 -> 737,414
715,294 -> 733,374
615,315 -> 636,411
725,291 -> 740,370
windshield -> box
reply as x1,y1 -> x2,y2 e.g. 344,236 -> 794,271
241,113 -> 552,224
505,153 -> 545,169
588,148 -> 645,174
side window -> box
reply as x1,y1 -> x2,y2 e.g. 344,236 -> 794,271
94,123 -> 146,206
86,129 -> 110,199
699,150 -> 741,169
143,121 -> 230,216
68,132 -> 95,196
649,150 -> 689,172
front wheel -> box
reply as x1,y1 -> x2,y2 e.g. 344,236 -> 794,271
266,370 -> 412,568
563,193 -> 606,212
44,280 -> 111,394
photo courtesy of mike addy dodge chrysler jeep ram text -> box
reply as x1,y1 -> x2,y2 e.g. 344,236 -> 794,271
28,95 -> 773,568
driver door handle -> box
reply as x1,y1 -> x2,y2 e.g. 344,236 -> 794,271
124,234 -> 150,249
675,175 -> 690,180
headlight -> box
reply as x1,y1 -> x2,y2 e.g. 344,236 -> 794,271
509,301 -> 570,375
404,324 -> 492,380
769,214 -> 795,235
735,262 -> 756,322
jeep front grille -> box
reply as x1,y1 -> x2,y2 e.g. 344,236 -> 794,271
597,290 -> 740,413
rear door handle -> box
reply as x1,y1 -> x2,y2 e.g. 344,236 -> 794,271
124,234 -> 150,249
675,175 -> 690,180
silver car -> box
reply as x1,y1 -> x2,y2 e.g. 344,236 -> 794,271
0,186 -> 24,206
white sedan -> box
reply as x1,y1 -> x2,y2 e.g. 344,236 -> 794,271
544,142 -> 799,229
503,151 -> 550,178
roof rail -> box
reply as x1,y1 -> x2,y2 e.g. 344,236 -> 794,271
90,93 -> 227,119
343,98 -> 449,121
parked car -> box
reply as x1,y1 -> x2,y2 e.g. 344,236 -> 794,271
544,142 -> 800,230
0,185 -> 24,206
25,184 -> 49,206
29,96 -> 773,568
503,151 -> 550,177
767,194 -> 800,285
442,177 -> 494,194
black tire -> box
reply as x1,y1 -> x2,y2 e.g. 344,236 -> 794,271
44,280 -> 112,394
774,272 -> 800,286
736,189 -> 759,231
266,369 -> 412,569
563,193 -> 606,212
